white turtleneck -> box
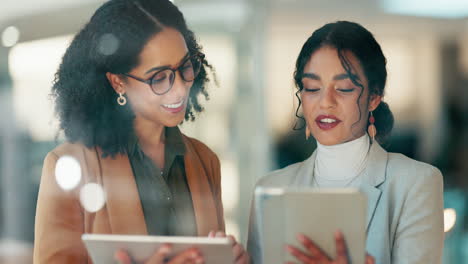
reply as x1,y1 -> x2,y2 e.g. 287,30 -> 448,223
313,134 -> 371,188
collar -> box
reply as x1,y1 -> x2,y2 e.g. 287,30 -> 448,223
127,126 -> 186,158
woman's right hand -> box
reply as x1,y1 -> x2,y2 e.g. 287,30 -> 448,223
285,231 -> 374,264
114,244 -> 204,264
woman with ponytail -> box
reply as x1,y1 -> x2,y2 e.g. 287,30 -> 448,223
247,21 -> 443,264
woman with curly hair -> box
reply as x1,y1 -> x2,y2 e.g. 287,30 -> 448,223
34,0 -> 249,263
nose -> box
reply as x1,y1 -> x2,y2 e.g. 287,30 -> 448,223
319,86 -> 337,109
170,70 -> 190,98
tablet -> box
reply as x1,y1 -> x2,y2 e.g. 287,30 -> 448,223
82,234 -> 234,263
255,187 -> 367,264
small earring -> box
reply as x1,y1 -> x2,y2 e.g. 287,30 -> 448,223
368,111 -> 376,143
305,125 -> 311,140
117,92 -> 127,106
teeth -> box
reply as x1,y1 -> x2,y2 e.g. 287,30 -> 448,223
163,101 -> 184,109
320,118 -> 336,123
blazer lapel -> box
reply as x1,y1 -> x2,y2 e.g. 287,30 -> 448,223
360,143 -> 388,232
183,138 -> 219,236
98,151 -> 148,235
291,151 -> 317,187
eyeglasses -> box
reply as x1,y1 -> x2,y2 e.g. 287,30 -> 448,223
123,53 -> 204,95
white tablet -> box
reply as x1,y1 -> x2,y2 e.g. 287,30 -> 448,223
255,187 -> 367,264
82,234 -> 234,263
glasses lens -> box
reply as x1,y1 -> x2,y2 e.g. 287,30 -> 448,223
181,56 -> 202,82
180,60 -> 195,82
151,70 -> 174,94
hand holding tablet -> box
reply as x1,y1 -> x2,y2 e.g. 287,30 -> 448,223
82,234 -> 235,264
255,187 -> 368,264
114,244 -> 203,264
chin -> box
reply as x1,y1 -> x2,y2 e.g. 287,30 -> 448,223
163,113 -> 186,127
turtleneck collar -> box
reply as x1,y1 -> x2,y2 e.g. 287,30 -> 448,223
314,134 -> 370,181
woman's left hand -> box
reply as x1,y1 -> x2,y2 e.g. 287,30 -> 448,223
208,231 -> 250,264
285,231 -> 375,264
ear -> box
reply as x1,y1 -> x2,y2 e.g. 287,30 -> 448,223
106,72 -> 125,94
369,94 -> 382,112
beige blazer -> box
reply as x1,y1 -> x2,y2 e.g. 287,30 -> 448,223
247,142 -> 444,264
34,135 -> 225,264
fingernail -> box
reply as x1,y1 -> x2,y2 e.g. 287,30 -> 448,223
160,245 -> 171,254
297,233 -> 306,242
227,235 -> 235,244
335,230 -> 343,238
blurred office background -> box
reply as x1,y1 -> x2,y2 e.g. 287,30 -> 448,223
0,0 -> 467,263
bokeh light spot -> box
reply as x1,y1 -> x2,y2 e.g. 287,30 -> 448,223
444,208 -> 457,233
80,183 -> 106,213
2,26 -> 20,47
55,156 -> 82,191
97,33 -> 119,56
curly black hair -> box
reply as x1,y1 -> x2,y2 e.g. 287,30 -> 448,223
52,0 -> 214,157
293,21 -> 394,143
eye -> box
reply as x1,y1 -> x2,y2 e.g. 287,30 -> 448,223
181,59 -> 193,69
303,87 -> 320,93
151,71 -> 169,83
337,87 -> 355,93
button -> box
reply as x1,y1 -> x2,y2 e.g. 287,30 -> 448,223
167,196 -> 171,201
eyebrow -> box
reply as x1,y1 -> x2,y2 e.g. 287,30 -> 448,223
144,52 -> 190,75
302,72 -> 360,81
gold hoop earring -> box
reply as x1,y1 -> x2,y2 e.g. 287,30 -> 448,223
368,111 -> 376,143
117,93 -> 127,106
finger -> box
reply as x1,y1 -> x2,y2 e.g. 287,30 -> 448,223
297,234 -> 328,261
235,252 -> 249,264
227,234 -> 237,245
215,231 -> 226,237
145,244 -> 172,264
193,256 -> 205,264
365,254 -> 375,264
168,248 -> 202,264
232,243 -> 244,260
285,244 -> 314,263
334,231 -> 349,263
207,231 -> 216,238
114,249 -> 133,264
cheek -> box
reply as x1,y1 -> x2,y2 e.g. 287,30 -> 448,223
301,94 -> 317,115
127,87 -> 161,112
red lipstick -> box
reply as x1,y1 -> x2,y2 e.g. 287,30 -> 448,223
315,115 -> 342,130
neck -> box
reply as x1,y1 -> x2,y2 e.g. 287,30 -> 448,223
133,116 -> 165,150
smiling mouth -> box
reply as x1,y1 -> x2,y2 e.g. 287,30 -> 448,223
319,118 -> 337,123
162,100 -> 184,109
315,115 -> 341,130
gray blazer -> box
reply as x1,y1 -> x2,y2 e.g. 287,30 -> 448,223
247,142 -> 444,264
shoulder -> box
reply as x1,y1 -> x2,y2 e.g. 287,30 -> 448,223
385,152 -> 443,190
182,134 -> 218,160
43,141 -> 100,173
256,161 -> 304,188
49,141 -> 94,157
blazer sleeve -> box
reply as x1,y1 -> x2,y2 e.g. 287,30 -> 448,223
210,153 -> 225,231
246,194 -> 262,264
392,166 -> 444,264
33,152 -> 88,264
